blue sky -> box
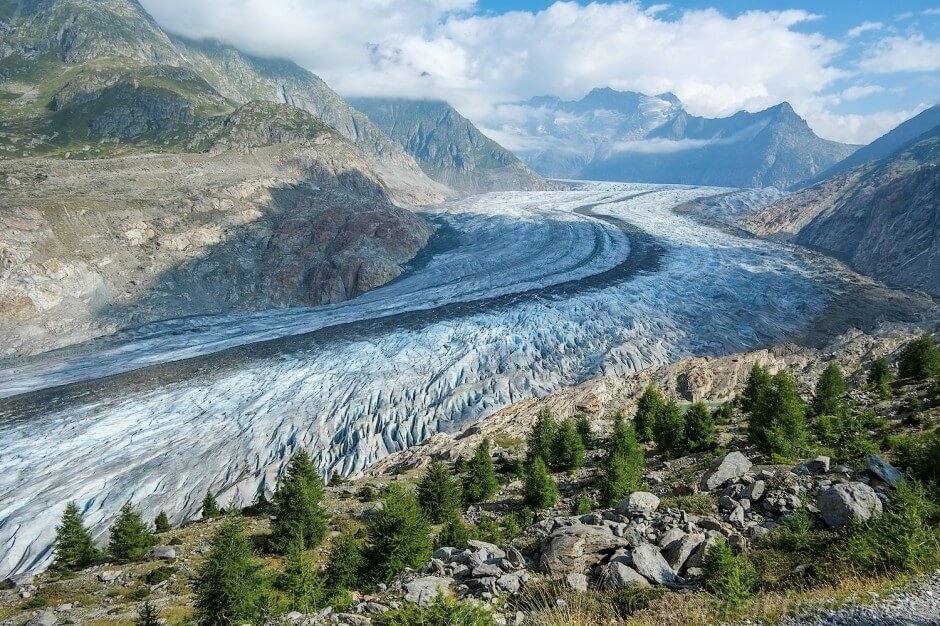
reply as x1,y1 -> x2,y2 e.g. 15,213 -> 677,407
142,0 -> 940,144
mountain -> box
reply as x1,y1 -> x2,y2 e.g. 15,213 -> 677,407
744,122 -> 940,296
349,97 -> 548,193
807,104 -> 940,184
0,0 -> 447,357
496,88 -> 857,188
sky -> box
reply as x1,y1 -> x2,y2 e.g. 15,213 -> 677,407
139,0 -> 940,144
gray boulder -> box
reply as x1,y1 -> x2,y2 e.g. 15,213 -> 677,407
742,480 -> 766,501
616,492 -> 660,516
151,545 -> 176,560
699,452 -> 752,491
818,482 -> 884,529
662,533 -> 705,572
539,523 -> 627,575
599,561 -> 650,590
566,572 -> 589,592
865,455 -> 904,488
96,570 -> 121,583
631,544 -> 677,585
26,612 -> 57,626
403,576 -> 453,607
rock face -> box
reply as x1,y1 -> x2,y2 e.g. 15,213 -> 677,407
539,523 -> 627,575
491,88 -> 855,187
616,492 -> 660,516
744,122 -> 940,296
818,483 -> 884,529
349,98 -> 549,194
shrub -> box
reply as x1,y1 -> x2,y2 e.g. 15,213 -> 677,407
813,363 -> 846,416
571,490 -> 593,515
325,530 -> 365,593
279,545 -> 326,614
898,334 -> 940,380
436,517 -> 472,549
463,439 -> 498,504
702,540 -> 757,606
928,377 -> 940,408
358,486 -> 376,502
367,483 -> 432,583
749,371 -> 808,460
109,501 -> 155,563
376,592 -> 497,626
144,565 -> 176,585
329,472 -> 344,487
599,415 -> 645,506
154,511 -> 171,534
661,494 -> 715,516
652,397 -> 686,458
269,451 -> 328,554
550,419 -> 585,471
194,517 -> 270,625
202,491 -> 221,519
684,402 -> 717,452
523,457 -> 559,510
53,502 -> 100,571
575,414 -> 595,450
527,407 -> 557,464
815,410 -> 880,467
634,386 -> 665,442
135,599 -> 161,626
775,506 -> 814,552
868,357 -> 893,397
890,430 -> 940,485
417,460 -> 463,524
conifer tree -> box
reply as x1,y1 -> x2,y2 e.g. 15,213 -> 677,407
653,397 -> 686,458
202,491 -> 221,519
634,386 -> 665,442
526,406 -> 557,464
575,414 -> 595,450
435,517 -> 472,549
325,530 -> 365,593
571,490 -> 593,515
154,511 -> 171,534
108,501 -> 155,563
270,451 -> 328,554
551,418 -> 585,471
685,402 -> 717,452
750,371 -> 808,459
135,599 -> 162,626
194,517 -> 269,625
416,460 -> 462,523
898,334 -> 940,380
523,457 -> 559,510
462,439 -> 498,504
279,545 -> 325,614
813,363 -> 846,416
53,502 -> 99,571
329,472 -> 344,487
366,484 -> 432,583
868,357 -> 893,398
599,415 -> 645,506
741,364 -> 772,413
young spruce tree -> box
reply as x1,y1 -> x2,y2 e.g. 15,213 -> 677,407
634,385 -> 665,442
270,451 -> 328,554
366,484 -> 432,583
202,491 -> 221,519
813,363 -> 846,417
135,600 -> 162,626
653,397 -> 686,458
898,334 -> 940,380
750,371 -> 808,459
325,530 -> 365,593
684,402 -> 717,453
109,501 -> 155,563
526,406 -> 557,464
53,502 -> 99,571
194,517 -> 269,625
599,414 -> 645,506
279,545 -> 325,614
575,414 -> 595,450
741,363 -> 771,413
417,460 -> 462,524
522,457 -> 559,510
868,356 -> 893,398
551,418 -> 585,471
154,511 -> 171,534
463,439 -> 498,503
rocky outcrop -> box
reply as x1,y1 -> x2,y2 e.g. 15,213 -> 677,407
817,483 -> 884,529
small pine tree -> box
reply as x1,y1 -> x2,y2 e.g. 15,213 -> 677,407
575,414 -> 595,450
324,530 -> 365,593
279,545 -> 325,614
53,502 -> 99,571
702,539 -> 757,606
416,460 -> 462,523
522,457 -> 559,510
571,490 -> 593,515
684,402 -> 717,452
108,501 -> 155,563
898,334 -> 940,380
194,517 -> 268,625
813,363 -> 846,416
634,386 -> 665,442
270,451 -> 328,554
599,415 -> 645,506
868,357 -> 893,397
526,406 -> 557,464
202,491 -> 221,519
551,418 -> 586,471
462,439 -> 498,504
653,397 -> 686,458
135,599 -> 162,626
750,371 -> 808,460
329,472 -> 343,487
154,511 -> 171,534
366,484 -> 432,583
435,516 -> 472,550
741,363 -> 772,413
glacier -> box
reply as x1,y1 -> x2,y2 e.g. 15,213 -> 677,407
0,183 -> 836,577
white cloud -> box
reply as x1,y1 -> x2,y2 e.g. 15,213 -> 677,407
804,105 -> 931,144
611,137 -> 723,154
847,21 -> 883,38
840,84 -> 885,102
860,34 -> 940,73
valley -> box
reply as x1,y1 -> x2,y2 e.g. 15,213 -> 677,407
0,183 -> 931,580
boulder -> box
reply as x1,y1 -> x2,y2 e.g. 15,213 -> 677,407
151,545 -> 176,560
96,570 -> 121,583
403,576 -> 453,607
467,540 -> 505,559
685,532 -> 722,570
818,483 -> 884,529
539,523 -> 627,575
616,492 -> 660,516
599,561 -> 650,590
566,573 -> 589,592
699,452 -> 752,491
742,480 -> 766,501
865,455 -> 904,488
796,456 -> 831,475
496,571 -> 527,595
630,544 -> 676,586
661,533 -> 705,571
657,528 -> 686,550
26,612 -> 57,626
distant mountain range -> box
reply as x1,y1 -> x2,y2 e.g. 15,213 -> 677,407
495,87 -> 858,188
350,98 -> 548,194
745,109 -> 940,296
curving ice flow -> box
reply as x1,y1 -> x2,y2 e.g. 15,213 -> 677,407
0,184 -> 831,577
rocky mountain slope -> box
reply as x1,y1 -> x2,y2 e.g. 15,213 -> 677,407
0,0 -> 448,357
350,97 -> 549,193
493,88 -> 856,188
744,122 -> 940,297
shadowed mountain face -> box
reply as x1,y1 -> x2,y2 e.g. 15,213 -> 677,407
745,122 -> 940,296
496,87 -> 856,188
349,97 -> 549,193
